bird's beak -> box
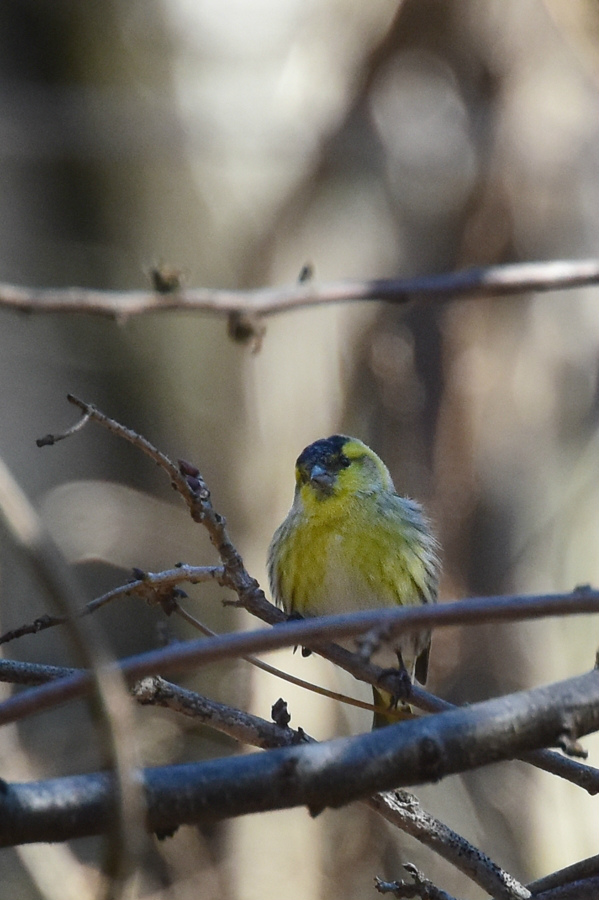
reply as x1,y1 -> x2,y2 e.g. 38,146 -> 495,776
309,464 -> 335,492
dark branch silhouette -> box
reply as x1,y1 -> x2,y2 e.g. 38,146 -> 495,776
1,667 -> 598,847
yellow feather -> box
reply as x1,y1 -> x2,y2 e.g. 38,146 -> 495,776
268,436 -> 439,728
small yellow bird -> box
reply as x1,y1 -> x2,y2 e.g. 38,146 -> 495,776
268,435 -> 439,727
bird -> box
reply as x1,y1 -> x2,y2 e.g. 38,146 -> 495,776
268,435 -> 439,728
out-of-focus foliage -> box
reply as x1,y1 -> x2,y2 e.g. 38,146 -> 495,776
0,1 -> 598,898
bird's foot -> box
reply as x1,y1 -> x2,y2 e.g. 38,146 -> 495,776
377,666 -> 412,707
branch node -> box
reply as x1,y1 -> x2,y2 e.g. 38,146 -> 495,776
150,263 -> 184,294
227,310 -> 266,352
557,733 -> 588,759
375,863 -> 455,899
271,697 -> 291,728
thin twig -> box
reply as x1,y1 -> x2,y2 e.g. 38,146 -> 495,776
0,565 -> 225,647
60,396 -> 260,604
132,676 -> 309,749
375,867 -> 457,900
1,259 -> 599,321
173,602 -> 405,721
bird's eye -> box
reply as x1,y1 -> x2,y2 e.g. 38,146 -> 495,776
339,454 -> 351,469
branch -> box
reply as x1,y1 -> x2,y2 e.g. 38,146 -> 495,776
376,865 -> 458,900
529,854 -> 599,895
132,676 -> 308,749
2,651 -> 598,796
370,793 -> 530,900
2,589 -> 599,728
0,661 -> 530,896
532,877 -> 599,899
2,259 -> 599,321
0,660 -> 580,899
1,667 -> 598,846
0,566 -> 225,647
27,400 -> 599,796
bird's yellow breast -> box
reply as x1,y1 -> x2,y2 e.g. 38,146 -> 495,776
270,487 -> 433,618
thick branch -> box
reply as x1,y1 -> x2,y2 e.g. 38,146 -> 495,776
529,854 -> 599,895
2,259 -> 599,320
532,876 -> 599,899
2,654 -> 598,795
1,667 -> 598,846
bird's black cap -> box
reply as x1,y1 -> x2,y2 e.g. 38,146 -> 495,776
296,435 -> 350,472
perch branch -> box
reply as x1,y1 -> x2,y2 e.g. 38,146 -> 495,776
2,590 -> 599,728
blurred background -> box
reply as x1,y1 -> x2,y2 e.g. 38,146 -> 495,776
1,1 -> 599,898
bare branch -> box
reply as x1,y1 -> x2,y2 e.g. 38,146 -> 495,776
2,588 -> 599,728
0,658 -> 77,686
55,395 -> 262,608
2,652 -> 598,796
529,854 -> 599,895
2,259 -> 599,321
1,667 -> 598,847
132,676 -> 308,749
0,565 -> 225,647
0,663 -> 529,899
0,658 -> 584,900
532,876 -> 599,899
370,793 -> 530,900
173,602 -> 392,719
